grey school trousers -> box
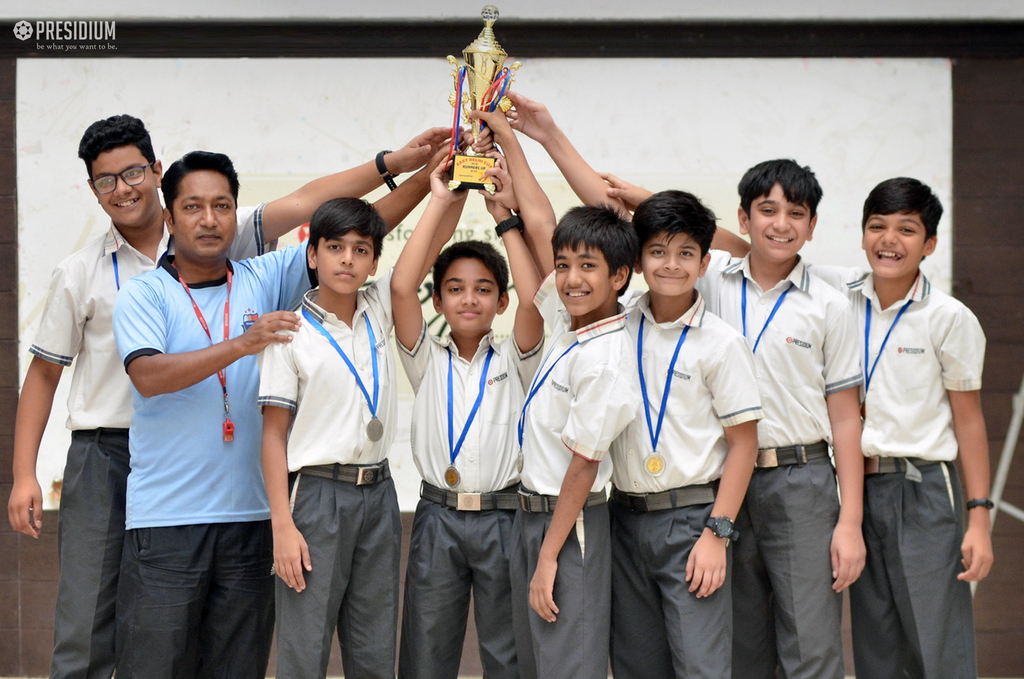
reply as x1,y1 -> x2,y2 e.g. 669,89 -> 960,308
397,499 -> 518,679
609,500 -> 732,679
851,461 -> 977,679
275,473 -> 402,679
731,457 -> 844,679
509,502 -> 611,679
51,428 -> 130,679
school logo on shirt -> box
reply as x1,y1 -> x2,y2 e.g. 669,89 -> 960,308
786,337 -> 812,350
671,369 -> 691,381
897,347 -> 926,355
241,309 -> 259,332
488,372 -> 508,386
551,381 -> 569,393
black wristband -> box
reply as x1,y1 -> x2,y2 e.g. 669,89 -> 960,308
375,150 -> 398,191
494,214 -> 523,238
966,498 -> 995,510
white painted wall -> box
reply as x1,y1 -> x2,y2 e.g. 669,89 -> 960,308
16,56 -> 951,510
2,0 -> 1023,20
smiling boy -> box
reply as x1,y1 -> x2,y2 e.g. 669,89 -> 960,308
806,177 -> 993,679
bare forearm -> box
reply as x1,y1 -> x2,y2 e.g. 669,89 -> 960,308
126,340 -> 248,397
712,421 -> 758,520
543,129 -> 628,215
831,410 -> 865,525
262,407 -> 295,528
949,390 -> 991,529
12,357 -> 63,479
539,455 -> 599,561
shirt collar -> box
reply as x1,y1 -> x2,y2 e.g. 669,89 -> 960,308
723,254 -> 812,293
571,305 -> 629,344
848,270 -> 931,305
104,222 -> 172,258
301,287 -> 373,328
636,290 -> 707,329
442,330 -> 502,360
158,254 -> 232,288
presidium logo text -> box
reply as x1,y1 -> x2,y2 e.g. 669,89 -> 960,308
13,20 -> 116,51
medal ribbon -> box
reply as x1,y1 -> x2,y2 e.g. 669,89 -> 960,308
741,280 -> 791,354
517,339 -> 580,450
447,346 -> 495,466
637,315 -> 690,454
112,252 -> 121,291
864,298 -> 913,393
175,266 -> 233,438
444,66 -> 469,169
302,307 -> 379,418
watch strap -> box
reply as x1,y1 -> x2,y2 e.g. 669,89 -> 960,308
375,150 -> 398,191
494,214 -> 523,238
966,498 -> 995,510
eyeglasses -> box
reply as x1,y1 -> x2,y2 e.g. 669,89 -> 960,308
90,163 -> 154,194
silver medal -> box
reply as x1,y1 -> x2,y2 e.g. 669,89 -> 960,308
516,449 -> 524,474
366,416 -> 384,442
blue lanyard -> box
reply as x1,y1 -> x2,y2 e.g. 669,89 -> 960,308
112,252 -> 121,291
302,307 -> 379,417
517,339 -> 580,449
447,346 -> 495,466
864,299 -> 913,393
741,280 -> 791,354
637,315 -> 690,453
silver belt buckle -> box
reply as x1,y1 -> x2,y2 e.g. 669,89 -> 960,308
756,448 -> 779,468
355,466 -> 378,485
457,493 -> 482,511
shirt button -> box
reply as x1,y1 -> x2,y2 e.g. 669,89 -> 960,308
628,449 -> 636,456
633,481 -> 640,490
759,297 -> 768,305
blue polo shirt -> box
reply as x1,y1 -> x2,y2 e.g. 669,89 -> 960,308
113,247 -> 309,529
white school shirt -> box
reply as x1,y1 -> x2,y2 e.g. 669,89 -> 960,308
518,272 -> 641,497
257,275 -> 398,470
398,324 -> 542,492
807,266 -> 985,462
611,291 -> 764,493
30,206 -> 266,430
695,251 -> 862,449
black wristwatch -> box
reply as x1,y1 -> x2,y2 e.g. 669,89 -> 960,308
705,516 -> 739,542
375,150 -> 397,191
966,498 -> 995,510
494,214 -> 523,238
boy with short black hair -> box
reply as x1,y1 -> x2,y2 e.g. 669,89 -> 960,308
609,189 -> 762,679
806,177 -> 993,679
9,113 -> 446,679
259,194 -> 409,679
391,152 -> 545,679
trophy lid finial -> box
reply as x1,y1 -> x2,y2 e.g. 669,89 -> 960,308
465,4 -> 506,59
481,5 -> 499,26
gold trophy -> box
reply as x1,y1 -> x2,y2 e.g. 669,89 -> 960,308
446,5 -> 521,192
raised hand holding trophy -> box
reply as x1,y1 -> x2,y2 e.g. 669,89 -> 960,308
445,5 -> 521,193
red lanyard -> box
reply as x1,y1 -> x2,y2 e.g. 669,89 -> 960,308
176,266 -> 235,442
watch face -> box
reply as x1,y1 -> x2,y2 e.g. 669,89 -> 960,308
710,517 -> 733,538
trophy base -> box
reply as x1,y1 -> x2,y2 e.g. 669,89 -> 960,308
448,154 -> 497,194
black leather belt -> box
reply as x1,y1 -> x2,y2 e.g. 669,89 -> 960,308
755,441 -> 829,468
420,481 -> 519,511
297,460 -> 390,485
610,482 -> 716,512
517,488 -> 607,513
865,456 -> 937,474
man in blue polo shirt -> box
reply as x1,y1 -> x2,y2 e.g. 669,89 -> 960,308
112,150 -> 308,679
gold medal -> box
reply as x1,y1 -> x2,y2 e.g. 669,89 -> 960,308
366,417 -> 384,442
516,449 -> 524,474
644,453 -> 666,477
444,465 -> 461,488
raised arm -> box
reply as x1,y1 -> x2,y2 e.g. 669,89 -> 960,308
505,91 -> 629,216
390,161 -> 468,352
260,127 -> 451,241
480,157 -> 545,354
471,107 -> 557,276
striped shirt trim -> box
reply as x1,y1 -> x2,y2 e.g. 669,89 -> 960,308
943,377 -> 982,392
825,374 -> 863,395
300,291 -> 327,324
723,255 -> 811,293
575,310 -> 628,343
562,434 -> 605,462
850,270 -> 931,302
253,203 -> 266,256
257,395 -> 297,411
29,345 -> 74,367
518,337 -> 544,360
719,405 -> 764,428
847,272 -> 871,291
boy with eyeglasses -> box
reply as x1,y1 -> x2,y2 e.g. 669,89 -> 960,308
7,113 -> 447,679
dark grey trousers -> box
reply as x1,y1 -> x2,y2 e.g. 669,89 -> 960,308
509,503 -> 611,679
731,457 -> 844,679
51,428 -> 129,679
851,461 -> 977,679
116,520 -> 275,679
397,499 -> 518,679
275,473 -> 402,679
609,500 -> 732,679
